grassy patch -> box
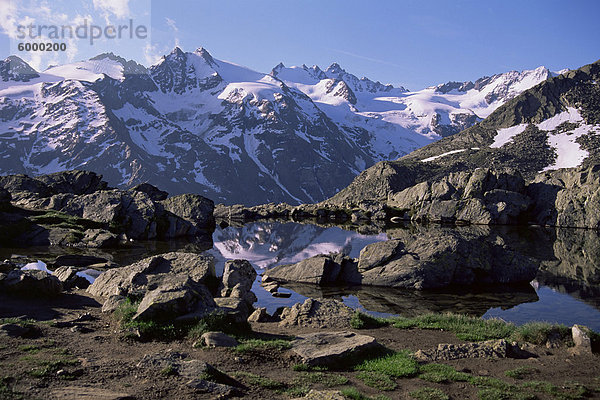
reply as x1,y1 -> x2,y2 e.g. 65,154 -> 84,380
160,364 -> 177,376
409,387 -> 450,400
418,363 -> 471,383
292,364 -> 328,372
18,344 -> 40,354
0,377 -> 23,400
390,313 -> 587,345
355,350 -> 418,378
293,371 -> 349,388
230,371 -> 285,390
521,380 -> 591,400
511,322 -> 571,345
350,312 -> 390,329
471,377 -> 535,400
187,310 -> 251,339
29,210 -> 105,231
356,371 -> 397,390
0,318 -> 37,327
340,387 -> 391,400
504,366 -> 538,380
234,338 -> 292,353
391,313 -> 514,341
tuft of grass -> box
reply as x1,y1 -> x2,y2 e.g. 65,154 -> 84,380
230,371 -> 284,390
418,363 -> 471,383
292,371 -> 349,388
18,345 -> 40,354
0,318 -> 36,327
504,366 -> 537,380
350,312 -> 389,329
409,387 -> 450,400
521,380 -> 591,400
160,364 -> 177,376
234,338 -> 292,353
471,377 -> 535,400
0,378 -> 23,400
187,310 -> 251,339
356,371 -> 397,391
292,364 -> 328,372
341,387 -> 391,400
391,313 -> 514,341
355,350 -> 418,378
511,322 -> 571,345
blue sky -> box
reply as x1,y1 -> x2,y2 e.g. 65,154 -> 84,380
1,0 -> 599,89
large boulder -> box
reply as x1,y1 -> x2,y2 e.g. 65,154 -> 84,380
291,331 -> 382,367
129,182 -> 168,201
219,259 -> 258,314
88,252 -> 215,298
387,168 -> 531,225
355,231 -> 538,289
0,174 -> 52,201
35,170 -> 108,195
161,193 -> 215,230
133,275 -> 216,322
279,298 -> 354,329
264,254 -> 344,285
2,269 -> 63,296
53,266 -> 91,290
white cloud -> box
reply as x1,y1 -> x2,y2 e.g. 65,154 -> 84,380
0,0 -> 19,38
165,17 -> 180,47
92,0 -> 130,19
144,42 -> 164,66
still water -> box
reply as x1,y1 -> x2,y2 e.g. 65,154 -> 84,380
210,222 -> 600,331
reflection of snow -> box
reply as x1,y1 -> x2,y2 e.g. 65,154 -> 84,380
210,221 -> 387,274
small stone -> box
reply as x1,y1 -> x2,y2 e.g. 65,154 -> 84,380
272,292 -> 292,298
200,331 -> 238,348
572,325 -> 592,354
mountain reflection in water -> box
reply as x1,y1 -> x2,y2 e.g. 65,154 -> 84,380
211,222 -> 600,331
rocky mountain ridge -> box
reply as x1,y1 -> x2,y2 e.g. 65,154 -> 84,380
0,48 -> 556,205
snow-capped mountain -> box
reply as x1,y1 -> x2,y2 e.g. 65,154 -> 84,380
0,48 -> 556,205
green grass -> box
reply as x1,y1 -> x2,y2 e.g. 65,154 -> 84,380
340,387 -> 391,400
409,387 -> 450,400
418,363 -> 471,383
0,377 -> 23,400
511,322 -> 571,345
18,345 -> 40,354
230,371 -> 285,390
521,380 -> 592,400
114,299 -> 250,341
504,366 -> 538,380
391,313 -> 514,341
355,350 -> 418,378
356,371 -> 397,391
0,318 -> 36,327
350,312 -> 390,329
390,313 -> 585,344
160,364 -> 177,376
29,210 -> 105,231
293,371 -> 349,388
292,364 -> 328,372
234,338 -> 292,353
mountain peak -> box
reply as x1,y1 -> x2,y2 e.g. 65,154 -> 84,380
193,47 -> 217,67
1,55 -> 39,82
326,62 -> 345,74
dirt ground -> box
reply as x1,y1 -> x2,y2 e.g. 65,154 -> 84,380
0,290 -> 599,400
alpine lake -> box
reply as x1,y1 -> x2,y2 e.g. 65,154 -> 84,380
3,220 -> 599,331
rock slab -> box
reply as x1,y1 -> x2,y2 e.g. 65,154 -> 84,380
292,331 -> 381,367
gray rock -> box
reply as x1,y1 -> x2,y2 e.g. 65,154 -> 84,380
356,231 -> 538,289
214,297 -> 252,323
200,331 -> 238,348
291,331 -> 381,367
133,275 -> 216,322
279,298 -> 354,329
247,307 -> 271,323
161,193 -> 215,229
571,324 -> 592,354
221,259 -> 256,296
413,339 -> 508,361
81,229 -> 119,248
129,182 -> 168,201
54,254 -> 108,268
101,295 -> 126,313
88,252 -> 215,298
264,253 -> 345,285
137,351 -> 243,395
35,170 -> 108,195
53,266 -> 91,290
2,269 -> 63,296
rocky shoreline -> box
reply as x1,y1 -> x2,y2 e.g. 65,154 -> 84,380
0,250 -> 598,399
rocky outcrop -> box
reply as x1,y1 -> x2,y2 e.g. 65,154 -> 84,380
266,229 -> 538,290
53,266 -> 91,290
88,252 -> 217,322
413,340 -> 508,361
1,269 -> 63,297
264,254 -> 346,285
0,170 -> 216,245
388,168 -> 531,225
291,331 -> 382,367
279,298 -> 354,328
